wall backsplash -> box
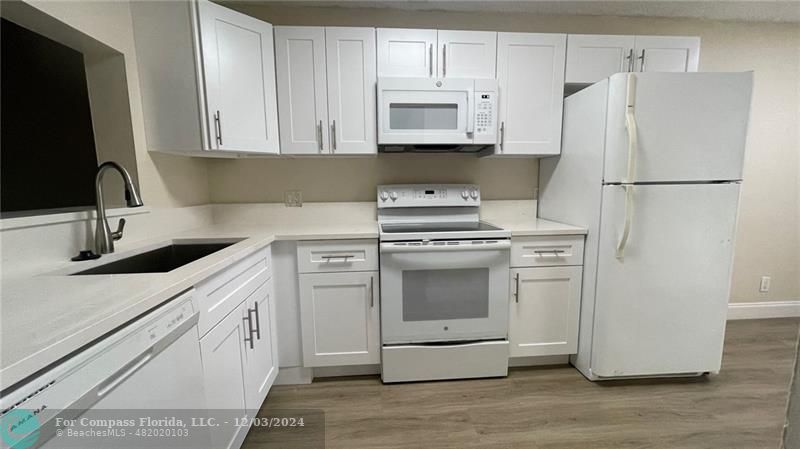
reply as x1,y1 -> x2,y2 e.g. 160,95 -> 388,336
208,155 -> 538,203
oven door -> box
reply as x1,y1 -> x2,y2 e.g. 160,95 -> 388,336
378,78 -> 474,145
380,240 -> 510,344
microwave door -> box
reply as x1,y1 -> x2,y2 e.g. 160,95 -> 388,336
379,90 -> 472,144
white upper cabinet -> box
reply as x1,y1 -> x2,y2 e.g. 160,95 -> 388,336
495,32 -> 566,156
378,28 -> 497,79
275,26 -> 377,155
566,34 -> 700,84
436,30 -> 497,79
377,28 -> 437,77
275,27 -> 329,155
325,27 -> 378,154
633,36 -> 700,73
131,0 -> 279,156
566,34 -> 635,84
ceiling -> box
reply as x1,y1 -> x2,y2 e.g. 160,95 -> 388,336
242,0 -> 800,23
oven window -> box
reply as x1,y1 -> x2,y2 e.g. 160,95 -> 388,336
402,268 -> 490,321
389,103 -> 458,130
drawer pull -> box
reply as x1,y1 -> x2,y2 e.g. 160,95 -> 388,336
534,249 -> 566,257
322,254 -> 355,262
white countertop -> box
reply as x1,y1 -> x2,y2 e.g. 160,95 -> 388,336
0,216 -> 584,388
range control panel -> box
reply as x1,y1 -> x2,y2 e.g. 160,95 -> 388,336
377,184 -> 480,208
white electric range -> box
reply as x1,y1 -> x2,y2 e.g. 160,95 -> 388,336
377,184 -> 511,383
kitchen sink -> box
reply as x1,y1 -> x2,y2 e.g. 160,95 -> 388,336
72,241 -> 242,275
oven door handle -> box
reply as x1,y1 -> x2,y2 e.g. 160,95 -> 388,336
380,240 -> 511,253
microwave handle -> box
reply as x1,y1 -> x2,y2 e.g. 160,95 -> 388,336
466,88 -> 475,136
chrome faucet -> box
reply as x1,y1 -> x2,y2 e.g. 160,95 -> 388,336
94,161 -> 143,254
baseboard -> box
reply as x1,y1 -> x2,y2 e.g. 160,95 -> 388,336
727,300 -> 800,320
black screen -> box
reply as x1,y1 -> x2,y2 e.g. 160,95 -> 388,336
1,18 -> 98,215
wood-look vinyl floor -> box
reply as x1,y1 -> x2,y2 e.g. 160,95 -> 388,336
244,318 -> 800,449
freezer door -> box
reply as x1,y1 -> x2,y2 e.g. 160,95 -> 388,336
591,183 -> 740,378
604,72 -> 753,183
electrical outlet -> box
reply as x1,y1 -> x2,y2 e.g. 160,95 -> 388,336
284,190 -> 303,207
759,276 -> 771,293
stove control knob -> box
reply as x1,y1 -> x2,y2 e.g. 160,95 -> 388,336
461,190 -> 469,200
389,191 -> 399,201
470,189 -> 479,200
379,191 -> 389,201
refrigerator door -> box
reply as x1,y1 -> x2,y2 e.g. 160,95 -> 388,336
590,183 -> 740,378
604,72 -> 753,183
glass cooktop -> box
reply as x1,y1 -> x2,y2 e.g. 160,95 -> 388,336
380,221 -> 504,234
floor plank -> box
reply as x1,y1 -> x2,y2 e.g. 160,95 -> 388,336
244,318 -> 799,449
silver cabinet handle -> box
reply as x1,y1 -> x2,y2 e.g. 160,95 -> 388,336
369,276 -> 375,308
322,254 -> 354,262
243,310 -> 255,350
499,121 -> 505,152
253,301 -> 261,340
429,43 -> 433,77
638,49 -> 646,72
213,110 -> 223,146
317,120 -> 323,152
331,120 -> 337,152
442,44 -> 447,77
625,49 -> 634,72
513,272 -> 520,303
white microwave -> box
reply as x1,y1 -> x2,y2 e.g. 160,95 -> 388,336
377,78 -> 498,152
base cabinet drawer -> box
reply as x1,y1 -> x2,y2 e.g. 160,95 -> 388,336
511,235 -> 584,267
297,240 -> 378,273
509,266 -> 583,357
299,271 -> 380,367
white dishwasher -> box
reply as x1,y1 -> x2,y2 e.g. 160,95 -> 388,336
0,289 -> 206,449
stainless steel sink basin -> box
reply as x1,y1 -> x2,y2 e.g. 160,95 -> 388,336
72,241 -> 241,275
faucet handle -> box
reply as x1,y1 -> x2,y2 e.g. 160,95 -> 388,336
111,218 -> 126,241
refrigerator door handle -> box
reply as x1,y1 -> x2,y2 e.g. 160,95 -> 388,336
616,185 -> 635,260
624,73 -> 639,183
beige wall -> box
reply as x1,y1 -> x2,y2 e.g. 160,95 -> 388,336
21,0 -> 211,208
216,3 -> 800,303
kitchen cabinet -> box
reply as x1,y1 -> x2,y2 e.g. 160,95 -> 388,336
566,34 -> 700,84
377,28 -> 497,79
299,271 -> 380,367
509,266 -> 583,357
199,300 -> 249,449
131,0 -> 279,156
495,32 -> 566,156
275,26 -> 377,155
242,278 -> 279,412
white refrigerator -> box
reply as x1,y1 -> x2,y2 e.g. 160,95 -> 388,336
539,72 -> 753,380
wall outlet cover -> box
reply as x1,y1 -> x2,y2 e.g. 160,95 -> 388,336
284,190 -> 303,207
759,276 -> 771,293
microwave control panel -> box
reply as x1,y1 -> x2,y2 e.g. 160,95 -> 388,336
473,91 -> 497,144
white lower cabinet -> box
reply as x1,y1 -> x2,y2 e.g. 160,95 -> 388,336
299,271 -> 380,367
242,278 -> 279,412
509,266 -> 583,357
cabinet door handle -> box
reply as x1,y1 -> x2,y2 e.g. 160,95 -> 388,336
370,276 -> 375,308
442,44 -> 447,77
322,254 -> 354,263
317,120 -> 323,152
214,110 -> 223,146
429,43 -> 433,77
499,121 -> 505,152
253,301 -> 261,340
638,49 -> 646,72
331,120 -> 337,152
513,273 -> 520,303
243,313 -> 254,349
625,49 -> 634,72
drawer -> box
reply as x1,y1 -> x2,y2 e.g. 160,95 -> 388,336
511,236 -> 584,267
196,246 -> 271,337
297,240 -> 378,273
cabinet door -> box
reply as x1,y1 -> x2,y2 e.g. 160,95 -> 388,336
200,301 -> 248,449
496,33 -> 566,156
242,278 -> 279,412
299,271 -> 380,367
565,34 -> 635,84
509,266 -> 582,357
377,28 -> 437,77
437,30 -> 497,79
325,27 -> 377,155
196,0 -> 279,154
633,36 -> 700,73
275,26 -> 330,154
